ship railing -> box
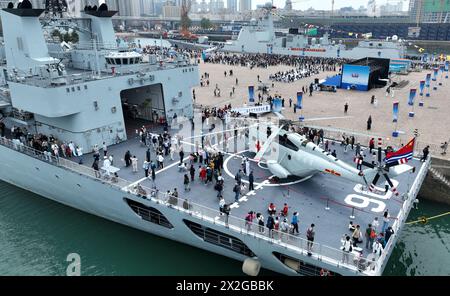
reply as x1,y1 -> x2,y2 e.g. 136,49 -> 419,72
0,136 -> 133,189
136,189 -> 378,275
9,61 -> 196,88
294,123 -> 445,159
372,155 -> 431,274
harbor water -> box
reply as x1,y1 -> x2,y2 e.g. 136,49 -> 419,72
0,180 -> 448,276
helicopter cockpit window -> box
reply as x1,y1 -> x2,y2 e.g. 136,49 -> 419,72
279,134 -> 299,151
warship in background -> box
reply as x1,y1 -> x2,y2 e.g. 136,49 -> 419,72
222,4 -> 406,59
0,1 -> 430,276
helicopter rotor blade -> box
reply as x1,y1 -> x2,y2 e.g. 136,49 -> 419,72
383,173 -> 394,188
378,147 -> 382,163
372,173 -> 381,186
361,161 -> 375,169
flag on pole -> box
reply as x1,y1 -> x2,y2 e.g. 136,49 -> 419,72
393,102 -> 399,122
248,86 -> 254,104
296,92 -> 303,109
433,68 -> 438,81
426,73 -> 431,87
385,138 -> 415,164
419,81 -> 425,95
408,89 -> 416,106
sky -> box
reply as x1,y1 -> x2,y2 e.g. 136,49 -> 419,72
252,0 -> 409,11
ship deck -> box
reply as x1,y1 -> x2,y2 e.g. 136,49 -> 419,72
78,115 -> 425,261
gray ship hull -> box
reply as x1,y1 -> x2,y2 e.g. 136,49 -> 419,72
0,143 -> 360,276
0,135 -> 430,276
221,44 -> 403,60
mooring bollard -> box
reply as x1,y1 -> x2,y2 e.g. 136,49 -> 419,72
350,207 -> 355,219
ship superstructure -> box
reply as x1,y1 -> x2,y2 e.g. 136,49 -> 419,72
0,3 -> 197,150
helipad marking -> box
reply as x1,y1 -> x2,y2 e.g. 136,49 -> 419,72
224,152 -> 312,187
125,156 -> 190,189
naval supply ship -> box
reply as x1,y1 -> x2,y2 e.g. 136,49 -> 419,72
222,5 -> 406,60
0,1 -> 429,276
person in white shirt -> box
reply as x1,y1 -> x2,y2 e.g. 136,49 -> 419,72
341,235 -> 352,264
131,156 -> 138,173
103,156 -> 111,176
157,153 -> 164,169
169,145 -> 175,161
178,162 -> 187,172
93,144 -> 100,158
372,217 -> 380,232
109,154 -> 114,166
52,143 -> 59,158
68,141 -> 75,157
372,239 -> 384,259
219,196 -> 225,216
76,146 -> 83,164
245,158 -> 250,177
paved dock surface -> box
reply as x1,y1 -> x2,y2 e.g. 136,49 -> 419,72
193,62 -> 450,159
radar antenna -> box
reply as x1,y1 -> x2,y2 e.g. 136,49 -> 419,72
45,0 -> 68,17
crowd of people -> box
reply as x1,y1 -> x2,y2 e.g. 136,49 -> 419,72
343,210 -> 395,266
204,52 -> 350,70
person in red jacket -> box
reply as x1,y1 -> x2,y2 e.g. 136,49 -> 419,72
369,138 -> 375,153
281,203 -> 288,217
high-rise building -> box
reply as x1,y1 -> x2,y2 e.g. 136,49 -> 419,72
162,4 -> 181,17
409,0 -> 450,24
239,0 -> 251,12
141,0 -> 155,15
199,0 -> 208,13
105,0 -> 119,11
154,0 -> 164,15
130,0 -> 142,16
379,1 -> 403,15
67,0 -> 93,16
209,0 -> 224,14
284,0 -> 292,11
117,0 -> 129,15
366,0 -> 380,17
30,0 -> 44,8
227,0 -> 237,13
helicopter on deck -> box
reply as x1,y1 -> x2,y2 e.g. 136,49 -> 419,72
250,122 -> 414,194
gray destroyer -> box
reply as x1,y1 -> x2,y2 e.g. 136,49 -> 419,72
222,6 -> 406,59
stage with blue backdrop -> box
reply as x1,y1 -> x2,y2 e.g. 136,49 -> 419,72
340,58 -> 390,91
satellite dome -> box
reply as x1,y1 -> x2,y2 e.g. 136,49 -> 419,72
98,3 -> 108,11
21,0 -> 32,9
392,35 -> 399,41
